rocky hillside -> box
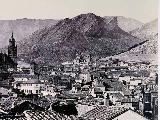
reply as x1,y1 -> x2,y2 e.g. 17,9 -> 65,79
104,16 -> 143,32
18,13 -> 144,65
0,18 -> 58,48
130,19 -> 158,54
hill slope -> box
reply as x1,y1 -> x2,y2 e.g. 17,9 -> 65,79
0,19 -> 58,48
130,19 -> 158,54
18,13 -> 143,64
104,16 -> 143,32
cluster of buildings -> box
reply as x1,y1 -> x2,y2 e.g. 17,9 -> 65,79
0,33 -> 158,120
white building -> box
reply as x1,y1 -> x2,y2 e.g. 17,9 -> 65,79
17,61 -> 34,75
119,76 -> 132,83
13,79 -> 43,95
41,84 -> 56,97
13,74 -> 36,82
79,72 -> 91,82
130,79 -> 142,86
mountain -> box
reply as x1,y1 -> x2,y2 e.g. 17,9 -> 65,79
129,34 -> 158,54
104,16 -> 143,32
18,13 -> 143,64
0,18 -> 58,48
129,19 -> 158,54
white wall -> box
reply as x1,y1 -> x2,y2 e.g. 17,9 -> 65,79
130,79 -> 142,86
14,77 -> 28,81
20,83 -> 41,94
79,73 -> 91,82
119,76 -> 131,83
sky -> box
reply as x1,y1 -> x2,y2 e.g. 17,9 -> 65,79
0,0 -> 158,23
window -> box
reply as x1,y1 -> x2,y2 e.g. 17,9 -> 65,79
29,90 -> 32,94
36,90 -> 38,94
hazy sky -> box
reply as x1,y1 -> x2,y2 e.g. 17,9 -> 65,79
0,0 -> 158,23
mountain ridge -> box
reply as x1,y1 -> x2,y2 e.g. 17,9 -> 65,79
0,18 -> 58,48
17,13 -> 144,65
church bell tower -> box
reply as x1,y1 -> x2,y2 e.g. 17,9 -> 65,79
8,32 -> 17,68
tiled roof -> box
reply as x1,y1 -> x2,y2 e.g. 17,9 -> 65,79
80,106 -> 128,120
0,87 -> 9,95
0,114 -> 27,120
0,99 -> 13,111
25,110 -> 77,120
109,92 -> 124,101
103,79 -> 131,95
80,106 -> 147,120
76,104 -> 95,117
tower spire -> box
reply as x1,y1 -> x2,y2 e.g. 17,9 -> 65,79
11,31 -> 13,38
8,31 -> 17,70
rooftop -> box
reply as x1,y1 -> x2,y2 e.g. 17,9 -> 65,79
80,106 -> 128,120
17,61 -> 31,68
109,92 -> 125,101
80,106 -> 147,120
25,110 -> 76,120
13,79 -> 42,84
12,74 -> 37,79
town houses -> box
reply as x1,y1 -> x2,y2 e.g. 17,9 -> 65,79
0,33 -> 158,120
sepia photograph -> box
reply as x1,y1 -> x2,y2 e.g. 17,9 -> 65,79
0,0 -> 158,119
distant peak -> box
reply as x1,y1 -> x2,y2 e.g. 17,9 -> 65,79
84,13 -> 97,16
107,17 -> 119,27
74,13 -> 102,20
80,13 -> 97,16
